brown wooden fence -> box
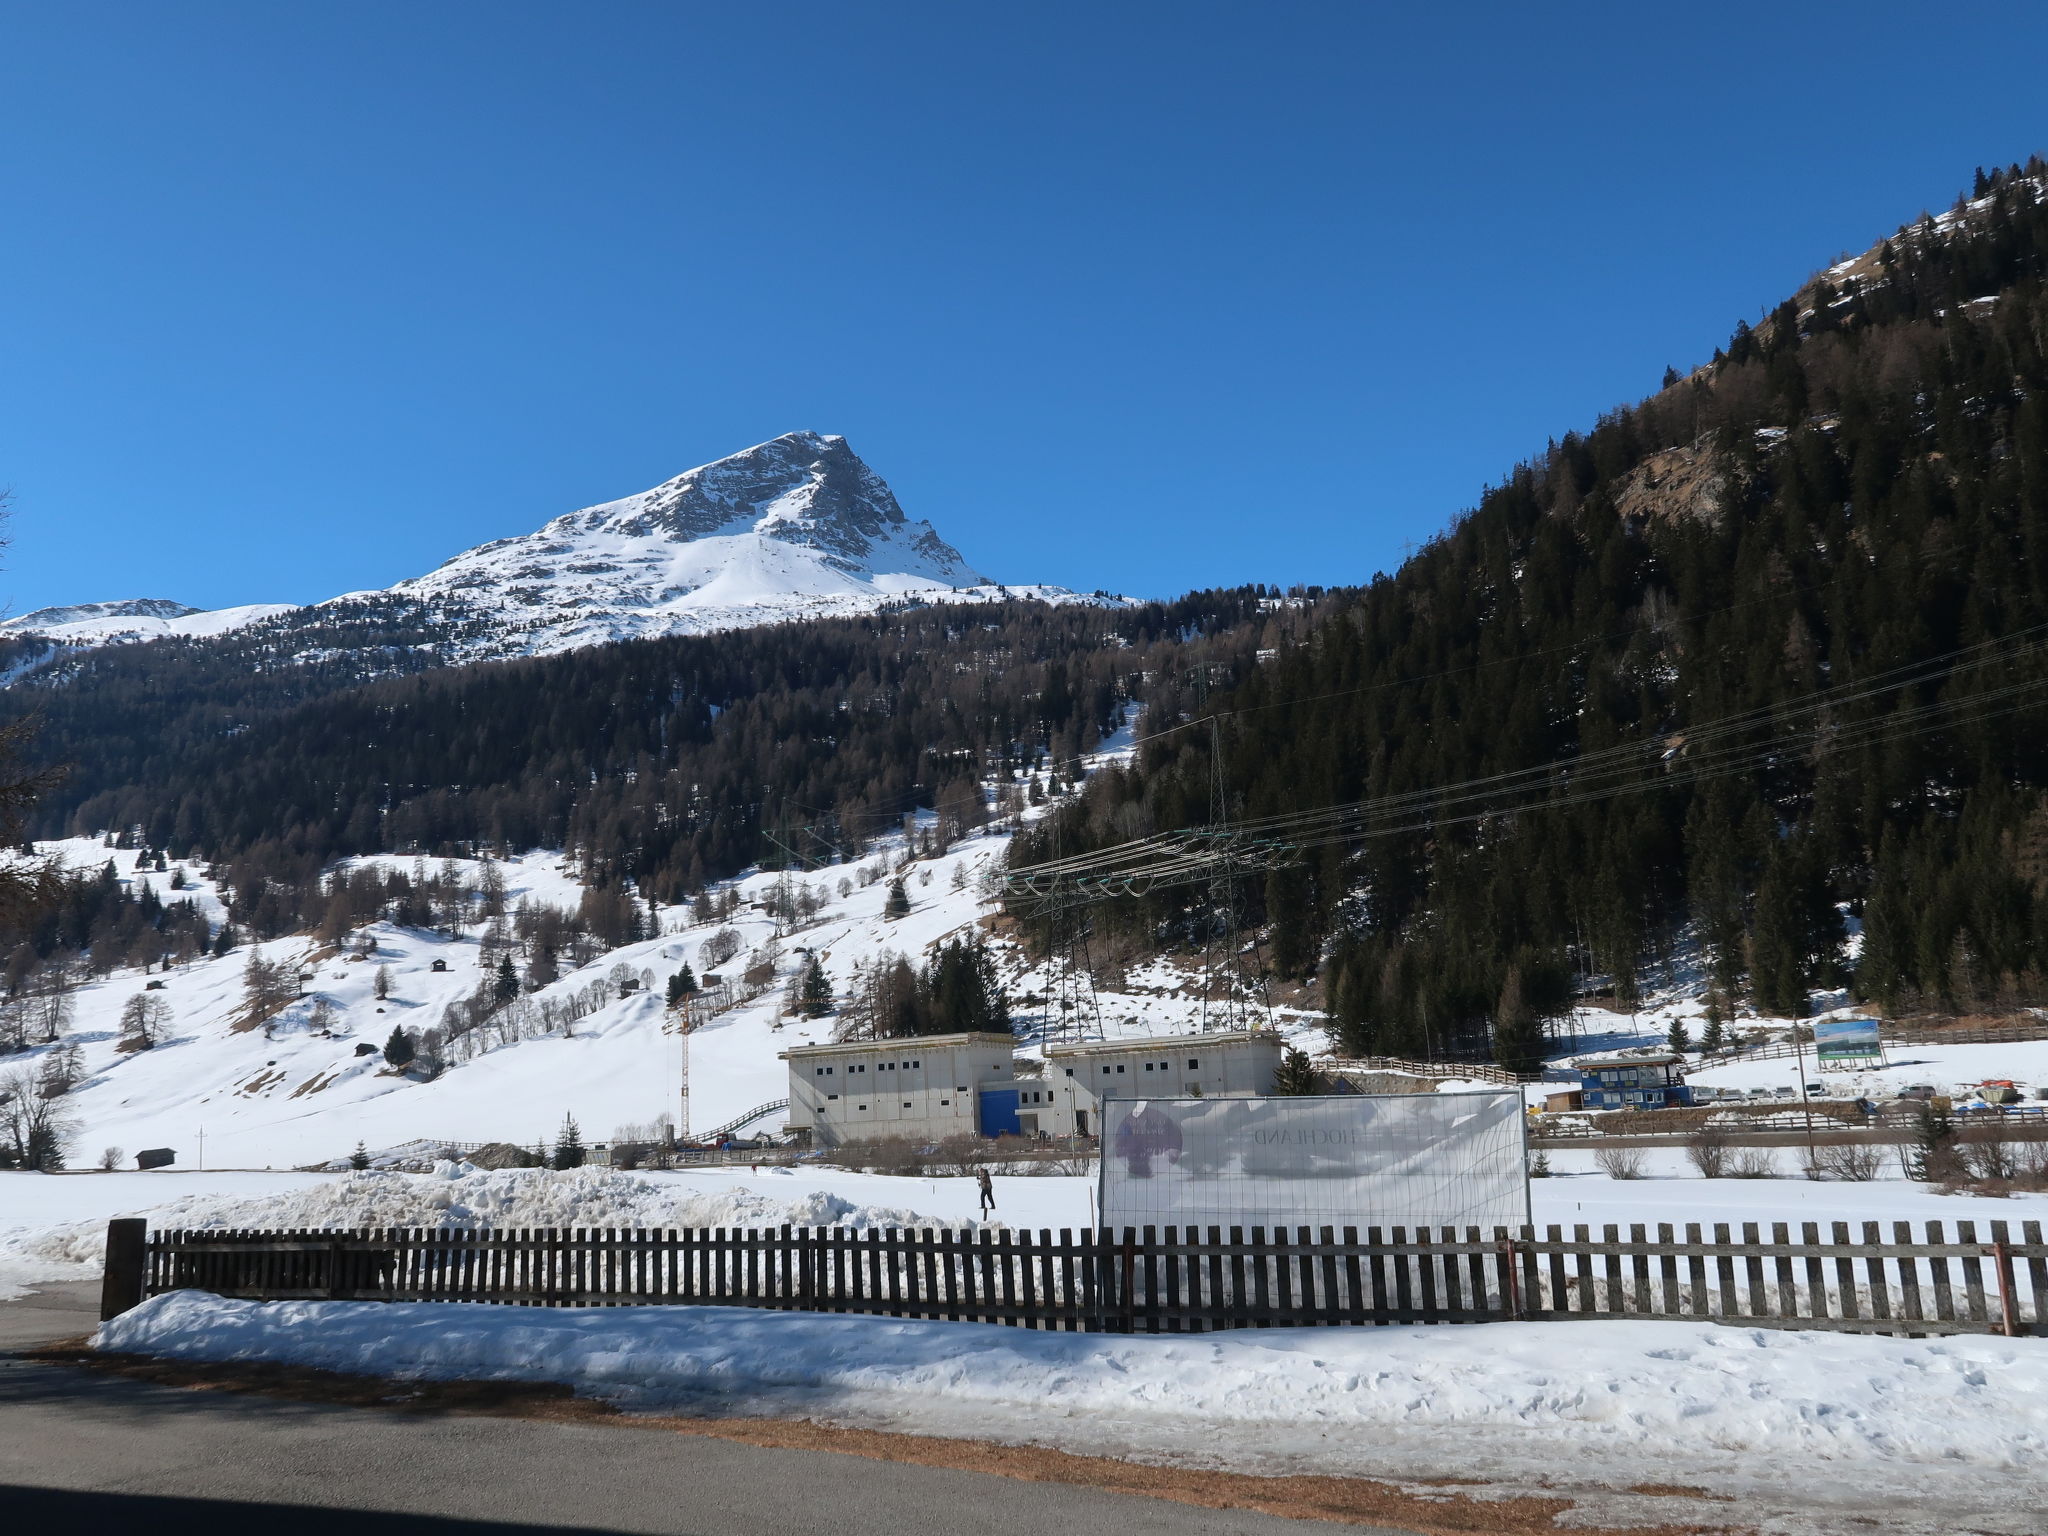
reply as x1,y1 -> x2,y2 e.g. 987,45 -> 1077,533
108,1218 -> 2048,1338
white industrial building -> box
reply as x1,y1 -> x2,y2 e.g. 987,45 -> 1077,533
1034,1030 -> 1286,1137
783,1028 -> 1289,1145
780,1033 -> 1022,1148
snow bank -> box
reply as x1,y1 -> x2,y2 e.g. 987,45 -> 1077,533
100,1291 -> 2048,1517
5,1165 -> 970,1275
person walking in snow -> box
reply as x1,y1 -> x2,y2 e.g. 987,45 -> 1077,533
976,1166 -> 995,1216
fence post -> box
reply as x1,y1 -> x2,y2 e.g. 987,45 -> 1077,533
1497,1236 -> 1522,1320
1120,1233 -> 1136,1334
1989,1242 -> 2020,1338
101,1218 -> 148,1321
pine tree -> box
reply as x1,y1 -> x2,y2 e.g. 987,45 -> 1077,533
1666,1017 -> 1693,1055
1490,960 -> 1545,1076
797,956 -> 833,1017
885,879 -> 910,919
1700,996 -> 1727,1053
1904,1101 -> 1960,1182
551,1113 -> 585,1170
349,1141 -> 370,1171
1272,1046 -> 1324,1095
494,955 -> 519,1004
666,964 -> 697,1007
373,963 -> 392,1001
383,1026 -> 415,1068
1265,865 -> 1313,979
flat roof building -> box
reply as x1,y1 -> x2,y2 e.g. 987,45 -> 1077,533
1575,1053 -> 1692,1111
781,1033 -> 1020,1147
1035,1030 -> 1287,1138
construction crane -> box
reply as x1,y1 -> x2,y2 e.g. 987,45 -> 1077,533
662,989 -> 698,1141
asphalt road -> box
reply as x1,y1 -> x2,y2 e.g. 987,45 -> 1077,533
0,1282 -> 1412,1536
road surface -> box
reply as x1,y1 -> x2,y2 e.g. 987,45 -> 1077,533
0,1280 -> 1411,1536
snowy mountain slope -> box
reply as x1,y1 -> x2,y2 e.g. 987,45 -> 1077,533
0,599 -> 299,644
12,725 -> 1319,1173
9,432 -> 1120,667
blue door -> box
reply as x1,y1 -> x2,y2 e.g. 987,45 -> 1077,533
977,1088 -> 1020,1138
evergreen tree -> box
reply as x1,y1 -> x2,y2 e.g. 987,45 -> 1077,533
1482,958 -> 1540,1073
1700,996 -> 1727,1054
885,879 -> 910,919
1272,1046 -> 1324,1095
494,955 -> 519,1004
349,1141 -> 370,1171
797,956 -> 833,1017
1903,1101 -> 1960,1182
1264,865 -> 1314,979
666,964 -> 697,1007
382,1026 -> 415,1068
373,963 -> 392,1001
551,1113 -> 586,1170
1666,1016 -> 1693,1055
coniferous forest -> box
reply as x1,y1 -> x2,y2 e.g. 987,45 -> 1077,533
3,590 -> 1324,936
1015,161 -> 2048,1065
13,162 -> 2048,1070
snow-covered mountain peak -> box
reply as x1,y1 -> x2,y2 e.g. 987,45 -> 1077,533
570,431 -> 978,578
8,433 -> 1114,667
3,598 -> 199,630
405,431 -> 986,601
368,431 -> 1027,654
0,598 -> 300,644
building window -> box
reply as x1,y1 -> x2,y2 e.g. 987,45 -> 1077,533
911,1059 -> 920,1068
939,1098 -> 949,1106
1101,1066 -> 1111,1075
1064,1068 -> 1074,1077
1143,1063 -> 1154,1072
827,1094 -> 838,1101
1116,1064 -> 1125,1073
1188,1059 -> 1199,1070
902,1102 -> 911,1109
857,1104 -> 868,1111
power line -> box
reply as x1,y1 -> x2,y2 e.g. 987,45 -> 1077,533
1004,622 -> 2048,899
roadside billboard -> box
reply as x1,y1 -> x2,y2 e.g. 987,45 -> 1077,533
1813,1016 -> 1884,1067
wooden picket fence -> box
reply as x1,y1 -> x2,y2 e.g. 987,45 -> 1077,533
111,1218 -> 2048,1339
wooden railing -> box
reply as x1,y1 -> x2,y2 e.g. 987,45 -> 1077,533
1321,1055 -> 1532,1086
104,1218 -> 2048,1338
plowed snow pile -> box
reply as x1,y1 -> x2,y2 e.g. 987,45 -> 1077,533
5,1165 -> 960,1277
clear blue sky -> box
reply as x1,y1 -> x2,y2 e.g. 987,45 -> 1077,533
4,2 -> 2045,612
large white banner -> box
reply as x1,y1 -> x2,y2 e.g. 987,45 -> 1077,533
1098,1092 -> 1529,1234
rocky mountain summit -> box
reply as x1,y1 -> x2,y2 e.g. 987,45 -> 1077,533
8,432 -> 1108,665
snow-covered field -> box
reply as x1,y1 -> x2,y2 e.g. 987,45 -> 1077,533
96,1287 -> 2048,1535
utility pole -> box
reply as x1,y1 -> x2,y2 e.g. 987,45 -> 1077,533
1792,1022 -> 1819,1171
